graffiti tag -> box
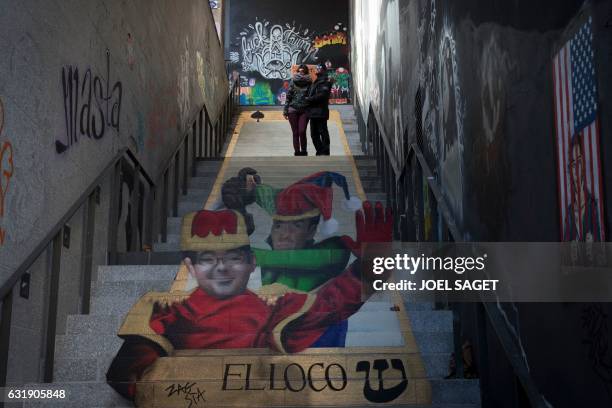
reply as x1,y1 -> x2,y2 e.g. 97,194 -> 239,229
356,359 -> 408,403
56,49 -> 123,154
0,140 -> 14,246
313,31 -> 347,49
165,382 -> 206,408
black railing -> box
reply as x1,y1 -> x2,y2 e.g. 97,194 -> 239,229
0,77 -> 240,390
362,104 -> 547,408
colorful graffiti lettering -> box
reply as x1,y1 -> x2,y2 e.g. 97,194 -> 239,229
238,20 -> 317,80
313,31 -> 348,49
56,49 -> 123,154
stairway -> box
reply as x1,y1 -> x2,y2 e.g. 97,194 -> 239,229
22,106 -> 480,408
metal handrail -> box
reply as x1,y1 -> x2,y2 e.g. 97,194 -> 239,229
363,106 -> 548,408
0,76 -> 240,388
0,147 -> 127,301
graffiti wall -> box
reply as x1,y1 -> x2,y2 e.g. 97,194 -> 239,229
227,0 -> 350,105
350,0 -> 612,407
0,0 -> 227,287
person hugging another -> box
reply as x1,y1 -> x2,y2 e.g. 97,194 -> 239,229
283,64 -> 312,156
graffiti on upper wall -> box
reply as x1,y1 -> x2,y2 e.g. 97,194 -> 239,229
0,99 -> 14,246
126,33 -> 136,70
56,49 -> 123,154
177,38 -> 191,130
146,86 -> 179,150
313,23 -> 348,49
238,20 -> 318,80
230,1 -> 351,106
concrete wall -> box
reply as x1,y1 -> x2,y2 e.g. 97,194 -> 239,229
0,0 -> 229,286
350,0 -> 612,406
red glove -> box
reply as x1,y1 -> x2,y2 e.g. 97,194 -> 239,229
341,201 -> 393,257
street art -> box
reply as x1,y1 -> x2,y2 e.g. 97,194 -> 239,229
56,49 -> 123,154
106,168 -> 429,406
0,100 -> 12,246
177,39 -> 191,130
313,23 -> 348,49
328,67 -> 351,104
238,20 -> 318,80
196,51 -> 206,98
229,0 -> 350,106
126,33 -> 136,70
146,86 -> 179,150
553,17 -> 606,248
276,81 -> 290,105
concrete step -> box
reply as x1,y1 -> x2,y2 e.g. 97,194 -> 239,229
66,314 -> 123,336
365,192 -> 387,202
55,334 -> 123,361
189,175 -> 216,190
22,383 -> 132,407
53,357 -> 104,382
408,310 -> 453,333
96,265 -> 179,283
153,241 -> 181,252
21,380 -> 479,407
178,200 -> 205,217
90,293 -> 143,317
91,279 -> 172,298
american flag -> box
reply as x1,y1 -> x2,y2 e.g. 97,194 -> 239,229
553,17 -> 605,242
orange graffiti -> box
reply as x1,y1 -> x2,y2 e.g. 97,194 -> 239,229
313,31 -> 347,49
0,141 -> 14,218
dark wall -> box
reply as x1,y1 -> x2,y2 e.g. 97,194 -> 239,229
226,0 -> 350,105
351,0 -> 612,406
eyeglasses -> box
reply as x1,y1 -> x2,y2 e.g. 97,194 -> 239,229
197,252 -> 248,267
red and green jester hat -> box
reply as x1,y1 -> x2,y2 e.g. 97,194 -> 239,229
251,171 -> 361,292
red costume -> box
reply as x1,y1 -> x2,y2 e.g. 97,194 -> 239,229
106,265 -> 363,400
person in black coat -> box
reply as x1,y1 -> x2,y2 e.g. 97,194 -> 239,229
306,63 -> 333,155
283,64 -> 312,156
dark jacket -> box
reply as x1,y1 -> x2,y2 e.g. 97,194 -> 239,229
306,73 -> 332,119
283,74 -> 312,115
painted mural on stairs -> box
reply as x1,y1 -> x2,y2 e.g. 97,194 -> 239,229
106,167 -> 432,407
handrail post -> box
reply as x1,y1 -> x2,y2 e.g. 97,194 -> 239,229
205,109 -> 211,158
44,233 -> 62,382
173,153 -> 179,217
183,138 -> 189,195
107,160 -> 122,265
0,290 -> 13,391
80,189 -> 97,314
130,163 -> 141,251
193,118 -> 198,176
145,185 -> 155,249
452,306 -> 464,378
161,170 -> 169,242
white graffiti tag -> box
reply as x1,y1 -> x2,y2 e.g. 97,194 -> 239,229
239,21 -> 317,79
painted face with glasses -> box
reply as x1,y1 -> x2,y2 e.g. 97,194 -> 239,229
183,247 -> 256,299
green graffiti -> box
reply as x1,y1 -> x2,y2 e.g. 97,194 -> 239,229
251,82 -> 275,105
